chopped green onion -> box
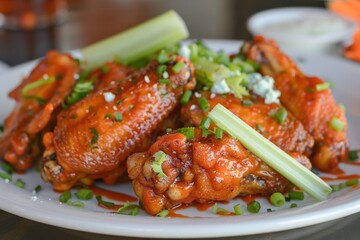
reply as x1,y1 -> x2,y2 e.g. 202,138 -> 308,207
157,65 -> 167,76
214,128 -> 223,139
211,203 -> 229,214
201,128 -> 212,138
200,117 -> 211,129
242,100 -> 253,106
329,117 -> 344,131
180,90 -> 192,104
89,128 -> 99,144
80,10 -> 189,69
338,104 -> 346,112
330,184 -> 341,192
288,190 -> 304,201
1,162 -> 13,174
67,200 -> 84,208
158,78 -> 170,84
177,127 -> 195,140
166,128 -> 172,133
157,50 -> 170,64
198,97 -> 210,111
247,201 -> 261,213
21,77 -> 55,97
75,188 -> 94,200
117,202 -> 140,215
105,113 -> 112,119
208,104 -> 332,201
101,65 -> 110,74
290,203 -> 297,208
270,192 -> 285,207
256,124 -> 264,133
0,172 -> 12,181
96,195 -> 115,207
59,191 -> 72,203
348,150 -> 359,161
233,204 -> 243,215
114,112 -> 123,122
33,185 -> 42,194
156,209 -> 169,217
15,179 -> 25,188
345,178 -> 359,187
172,61 -> 185,73
66,81 -> 94,105
275,108 -> 287,125
316,82 -> 330,91
151,151 -> 168,177
267,208 -> 273,212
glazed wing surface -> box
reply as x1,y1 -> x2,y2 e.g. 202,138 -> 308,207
0,51 -> 79,172
242,36 -> 348,170
42,57 -> 195,191
127,129 -> 311,215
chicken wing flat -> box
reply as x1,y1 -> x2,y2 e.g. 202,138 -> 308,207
242,36 -> 348,171
0,51 -> 79,172
41,56 -> 195,191
127,129 -> 311,215
181,91 -> 314,156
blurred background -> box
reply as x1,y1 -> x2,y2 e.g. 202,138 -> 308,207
0,0 -> 327,66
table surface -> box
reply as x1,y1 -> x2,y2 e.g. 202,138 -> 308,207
0,1 -> 359,239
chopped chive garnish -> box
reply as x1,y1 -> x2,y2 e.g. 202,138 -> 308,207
201,128 -> 212,138
1,162 -> 13,174
117,202 -> 140,215
288,190 -> 304,200
157,65 -> 167,75
275,108 -> 287,125
177,127 -> 195,140
166,128 -> 172,133
267,208 -> 273,212
306,88 -> 315,93
180,90 -> 192,104
348,150 -> 359,161
208,104 -> 332,201
315,82 -> 330,91
15,179 -> 25,188
198,97 -> 210,111
156,209 -> 169,217
75,188 -> 94,200
157,51 -> 170,64
158,78 -> 170,84
33,185 -> 42,194
21,77 -> 55,97
330,184 -> 341,192
151,151 -> 168,177
214,128 -> 223,139
270,192 -> 285,207
101,65 -> 110,73
59,191 -> 72,203
338,104 -> 346,112
116,98 -> 126,105
200,117 -> 211,129
242,100 -> 253,106
172,61 -> 185,73
96,195 -> 115,207
67,200 -> 84,208
256,124 -> 264,133
114,112 -> 123,122
211,203 -> 229,214
290,203 -> 297,208
329,117 -> 344,131
247,201 -> 261,213
0,172 -> 12,181
233,204 -> 243,215
89,128 -> 99,144
345,178 -> 359,187
105,113 -> 112,119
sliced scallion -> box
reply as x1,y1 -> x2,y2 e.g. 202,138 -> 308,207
151,151 -> 168,177
247,201 -> 261,213
114,112 -> 123,122
233,204 -> 243,215
180,90 -> 192,104
0,172 -> 12,181
75,188 -> 94,200
15,179 -> 25,188
315,82 -> 330,91
275,108 -> 287,125
1,162 -> 13,174
67,200 -> 84,208
96,195 -> 115,208
208,104 -> 332,201
288,190 -> 304,201
329,117 -> 344,131
172,61 -> 185,73
59,191 -> 72,203
345,178 -> 359,187
156,209 -> 169,217
270,192 -> 285,207
348,150 -> 359,161
198,97 -> 210,112
176,127 -> 195,140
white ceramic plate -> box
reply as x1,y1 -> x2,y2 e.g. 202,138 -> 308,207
0,40 -> 359,239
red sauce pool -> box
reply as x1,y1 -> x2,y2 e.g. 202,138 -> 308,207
90,185 -> 137,202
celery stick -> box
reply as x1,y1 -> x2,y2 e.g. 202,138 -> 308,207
80,10 -> 188,69
208,104 -> 332,201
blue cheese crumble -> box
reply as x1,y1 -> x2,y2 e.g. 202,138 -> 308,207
247,73 -> 281,104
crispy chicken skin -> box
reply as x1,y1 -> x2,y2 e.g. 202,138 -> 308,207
127,129 -> 311,215
181,91 -> 314,156
41,56 -> 195,191
242,36 -> 348,170
0,51 -> 79,172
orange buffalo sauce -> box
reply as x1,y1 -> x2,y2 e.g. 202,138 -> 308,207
90,185 -> 137,202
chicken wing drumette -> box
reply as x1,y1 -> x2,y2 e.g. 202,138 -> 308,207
241,36 -> 348,171
127,129 -> 311,215
41,56 -> 195,191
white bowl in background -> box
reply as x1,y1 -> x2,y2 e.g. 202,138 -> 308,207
247,7 -> 358,52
